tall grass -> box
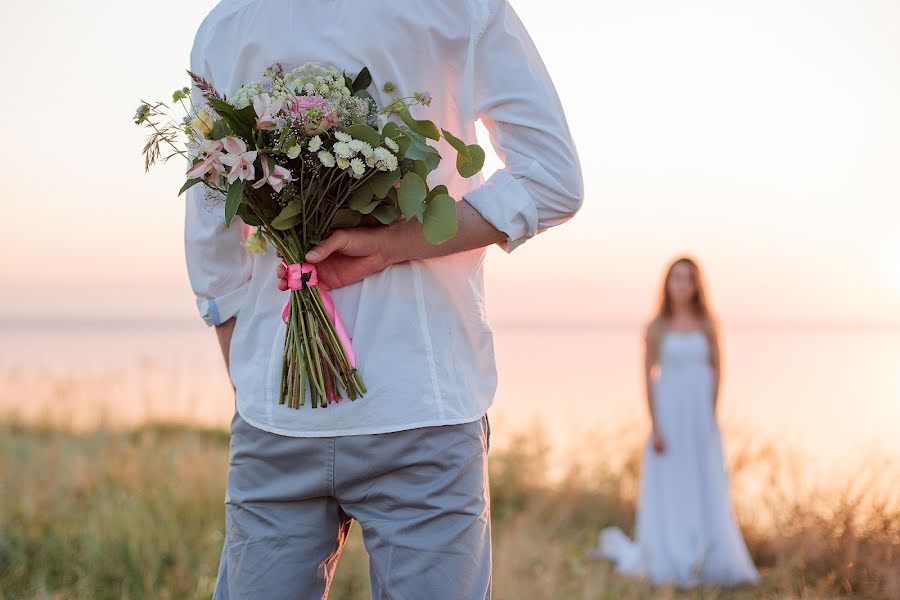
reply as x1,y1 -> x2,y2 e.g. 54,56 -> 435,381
0,422 -> 897,600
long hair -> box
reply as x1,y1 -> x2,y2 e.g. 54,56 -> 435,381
651,256 -> 720,367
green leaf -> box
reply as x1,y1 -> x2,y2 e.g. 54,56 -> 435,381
179,178 -> 203,196
339,124 -> 382,147
224,180 -> 245,227
427,185 -> 449,201
398,172 -> 427,219
358,199 -> 380,215
370,169 -> 402,199
399,107 -> 440,141
210,119 -> 230,140
237,203 -> 262,226
348,182 -> 375,210
351,67 -> 372,93
422,194 -> 458,244
400,126 -> 441,170
330,209 -> 362,229
270,200 -> 304,230
372,203 -> 400,225
410,160 -> 428,181
442,129 -> 485,178
208,98 -> 254,139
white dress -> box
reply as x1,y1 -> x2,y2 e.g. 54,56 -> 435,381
590,330 -> 759,587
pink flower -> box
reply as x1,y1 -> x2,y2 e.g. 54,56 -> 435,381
219,137 -> 258,183
253,93 -> 283,130
186,129 -> 226,180
252,157 -> 293,192
287,95 -> 341,134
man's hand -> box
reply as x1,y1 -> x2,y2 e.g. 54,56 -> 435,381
276,200 -> 506,291
277,225 -> 402,291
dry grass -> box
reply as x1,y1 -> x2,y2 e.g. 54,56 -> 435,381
0,422 -> 897,600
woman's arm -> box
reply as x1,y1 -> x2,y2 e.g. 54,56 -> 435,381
645,321 -> 665,453
708,323 -> 722,416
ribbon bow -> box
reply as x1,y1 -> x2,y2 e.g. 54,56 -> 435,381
281,259 -> 356,368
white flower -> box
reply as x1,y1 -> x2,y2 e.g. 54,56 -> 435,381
349,139 -> 371,154
232,82 -> 265,109
334,131 -> 352,143
336,157 -> 350,170
380,154 -> 399,172
350,157 -> 366,177
373,147 -> 392,162
365,153 -> 379,167
287,144 -> 302,159
384,137 -> 400,153
318,150 -> 336,167
307,136 -> 322,152
333,141 -> 353,158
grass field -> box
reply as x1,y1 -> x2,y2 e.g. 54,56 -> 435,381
1,422 -> 897,600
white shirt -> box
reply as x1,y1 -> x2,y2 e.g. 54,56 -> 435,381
185,0 -> 583,437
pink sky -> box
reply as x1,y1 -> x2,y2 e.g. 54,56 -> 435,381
1,0 -> 898,325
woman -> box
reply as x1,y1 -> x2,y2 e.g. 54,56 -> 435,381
590,256 -> 759,587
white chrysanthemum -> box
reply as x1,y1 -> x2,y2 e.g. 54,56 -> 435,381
334,131 -> 352,143
384,137 -> 400,153
365,153 -> 379,167
287,145 -> 302,159
379,154 -> 399,172
373,147 -> 392,162
307,136 -> 322,152
333,141 -> 353,158
318,150 -> 336,167
349,139 -> 370,153
350,158 -> 366,177
336,157 -> 350,170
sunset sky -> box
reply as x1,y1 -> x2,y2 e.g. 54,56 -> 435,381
1,0 -> 898,326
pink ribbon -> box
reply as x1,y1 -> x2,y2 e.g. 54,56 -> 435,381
281,259 -> 356,368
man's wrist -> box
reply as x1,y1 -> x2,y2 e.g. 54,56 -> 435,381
382,218 -> 418,266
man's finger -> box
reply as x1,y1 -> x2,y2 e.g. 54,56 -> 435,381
306,230 -> 352,263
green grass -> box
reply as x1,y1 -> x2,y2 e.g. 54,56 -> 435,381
0,423 -> 897,599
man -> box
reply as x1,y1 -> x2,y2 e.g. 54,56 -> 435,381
185,0 -> 583,597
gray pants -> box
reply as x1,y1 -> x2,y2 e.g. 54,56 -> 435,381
213,411 -> 492,599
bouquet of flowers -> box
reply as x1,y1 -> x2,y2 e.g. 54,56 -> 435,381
135,62 -> 484,409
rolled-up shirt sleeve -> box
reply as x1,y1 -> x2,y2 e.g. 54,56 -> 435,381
184,33 -> 252,327
463,0 -> 584,253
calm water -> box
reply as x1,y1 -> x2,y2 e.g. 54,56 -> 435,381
2,320 -> 898,477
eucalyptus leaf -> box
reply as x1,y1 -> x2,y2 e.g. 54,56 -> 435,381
422,194 -> 458,244
270,200 -> 304,230
224,180 -> 245,227
427,185 -> 449,201
398,172 -> 427,219
399,107 -> 440,141
340,124 -> 382,147
371,169 -> 401,199
349,182 -> 375,210
442,129 -> 485,178
411,160 -> 428,182
179,178 -> 203,196
372,203 -> 400,225
330,209 -> 362,228
358,199 -> 381,215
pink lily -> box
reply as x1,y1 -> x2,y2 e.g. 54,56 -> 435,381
185,128 -> 225,179
219,137 -> 258,183
252,157 -> 293,192
253,93 -> 283,130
